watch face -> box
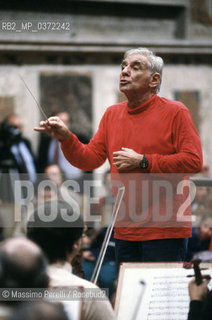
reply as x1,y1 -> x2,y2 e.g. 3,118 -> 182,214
142,162 -> 146,168
140,156 -> 148,169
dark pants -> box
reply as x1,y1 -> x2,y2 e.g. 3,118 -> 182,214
115,238 -> 188,267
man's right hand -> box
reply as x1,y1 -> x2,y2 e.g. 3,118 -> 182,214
34,116 -> 71,142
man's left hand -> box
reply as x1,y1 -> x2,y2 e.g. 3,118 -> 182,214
113,147 -> 143,171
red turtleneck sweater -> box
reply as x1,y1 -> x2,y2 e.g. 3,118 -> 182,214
61,94 -> 202,241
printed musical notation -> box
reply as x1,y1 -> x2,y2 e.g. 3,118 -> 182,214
115,263 -> 212,320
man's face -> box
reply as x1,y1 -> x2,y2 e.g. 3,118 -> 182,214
8,115 -> 23,132
120,54 -> 153,95
45,164 -> 63,186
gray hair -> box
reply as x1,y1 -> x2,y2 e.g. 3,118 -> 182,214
124,48 -> 164,93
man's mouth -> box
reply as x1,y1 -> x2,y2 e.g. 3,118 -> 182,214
120,79 -> 129,84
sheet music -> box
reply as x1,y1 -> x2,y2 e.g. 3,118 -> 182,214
116,266 -> 212,320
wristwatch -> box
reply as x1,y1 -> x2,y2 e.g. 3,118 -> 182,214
139,155 -> 148,169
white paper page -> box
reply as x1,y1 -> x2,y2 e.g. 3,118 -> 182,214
117,267 -> 212,320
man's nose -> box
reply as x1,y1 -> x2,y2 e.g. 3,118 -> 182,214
121,66 -> 130,76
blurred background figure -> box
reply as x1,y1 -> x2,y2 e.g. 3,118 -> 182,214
0,237 -> 49,319
27,200 -> 116,320
192,186 -> 211,214
82,226 -> 117,301
0,115 -> 37,183
44,164 -> 65,187
0,115 -> 37,203
9,301 -> 69,320
37,111 -> 89,180
189,157 -> 212,262
187,215 -> 212,261
0,115 -> 36,183
82,170 -> 117,300
35,182 -> 59,206
43,164 -> 82,208
7,115 -> 37,183
90,170 -> 114,228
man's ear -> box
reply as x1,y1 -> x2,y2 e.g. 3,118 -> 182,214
66,239 -> 81,262
149,73 -> 160,90
72,239 -> 81,253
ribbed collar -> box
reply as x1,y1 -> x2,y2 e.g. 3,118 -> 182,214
127,94 -> 157,114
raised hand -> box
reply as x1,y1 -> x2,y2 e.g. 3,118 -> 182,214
34,116 -> 70,142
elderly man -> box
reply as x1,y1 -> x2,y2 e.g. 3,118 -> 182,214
35,48 -> 202,265
0,237 -> 49,288
0,237 -> 49,319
